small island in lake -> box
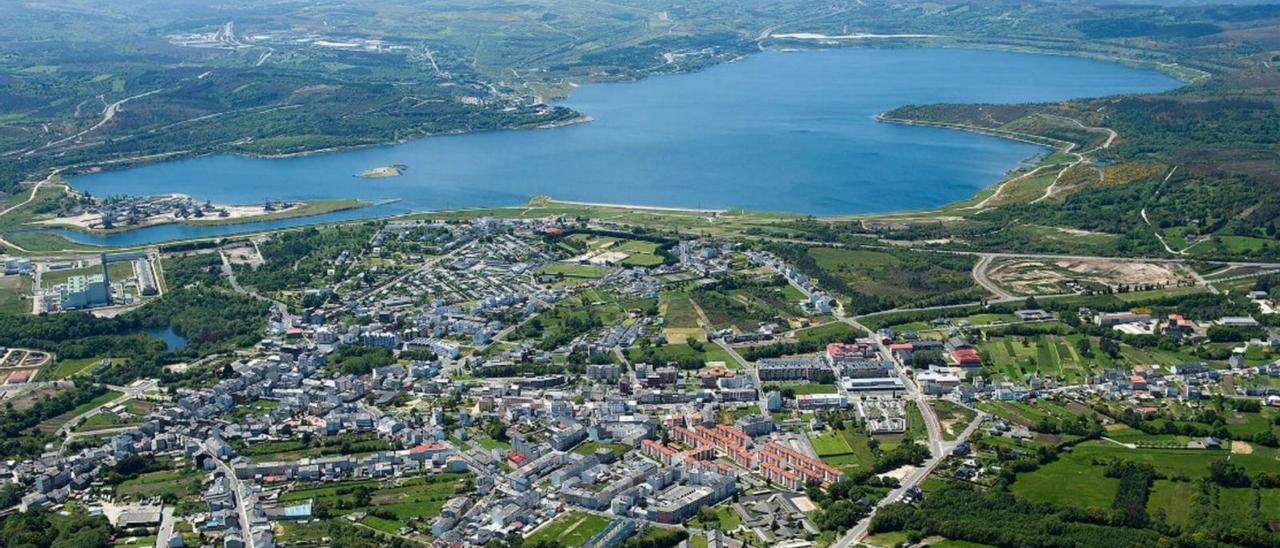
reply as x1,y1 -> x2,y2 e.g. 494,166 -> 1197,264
357,164 -> 407,178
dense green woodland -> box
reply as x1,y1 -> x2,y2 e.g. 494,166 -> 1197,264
235,224 -> 378,292
0,509 -> 112,548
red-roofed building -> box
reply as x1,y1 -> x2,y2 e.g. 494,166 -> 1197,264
1130,375 -> 1148,391
643,439 -> 681,465
951,348 -> 981,368
409,442 -> 451,461
826,342 -> 875,364
760,461 -> 804,490
758,441 -> 844,487
699,368 -> 735,388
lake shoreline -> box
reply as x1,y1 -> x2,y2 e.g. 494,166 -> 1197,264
37,47 -> 1178,250
30,198 -> 373,236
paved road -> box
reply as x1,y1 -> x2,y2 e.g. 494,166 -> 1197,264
970,254 -> 1013,301
0,169 -> 65,253
154,505 -> 175,548
829,311 -> 951,548
57,390 -> 132,438
221,249 -> 294,328
195,437 -> 256,548
835,411 -> 985,547
755,235 -> 1280,268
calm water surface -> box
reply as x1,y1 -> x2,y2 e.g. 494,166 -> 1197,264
59,48 -> 1179,246
144,325 -> 188,349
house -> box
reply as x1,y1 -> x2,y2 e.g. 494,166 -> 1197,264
1160,314 -> 1196,338
1014,309 -> 1052,322
1230,354 -> 1247,370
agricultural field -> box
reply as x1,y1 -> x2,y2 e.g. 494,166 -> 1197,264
626,341 -> 737,369
279,473 -> 470,535
660,290 -> 704,342
234,434 -> 393,463
525,511 -> 612,547
1010,455 -> 1121,511
690,286 -> 789,333
977,399 -> 1099,431
116,466 -> 207,501
794,321 -> 858,343
1011,439 -> 1280,523
887,312 -> 1019,335
1021,440 -> 1280,484
977,333 -> 1097,384
1103,424 -> 1195,448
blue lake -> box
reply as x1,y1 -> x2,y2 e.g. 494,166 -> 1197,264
144,325 -> 188,350
60,48 -> 1179,246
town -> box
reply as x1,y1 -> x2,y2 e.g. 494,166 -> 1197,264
0,213 -> 1277,548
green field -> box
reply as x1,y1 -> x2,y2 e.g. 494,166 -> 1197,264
811,429 -> 854,456
0,274 -> 29,314
537,262 -> 611,279
525,511 -> 612,547
978,333 -> 1093,384
931,400 -> 978,441
661,290 -> 704,340
687,504 -> 741,532
117,467 -> 206,500
1011,440 -> 1280,516
280,474 -> 468,534
225,399 -> 280,421
812,427 -> 876,471
565,234 -> 665,267
1010,455 -> 1120,510
476,436 -> 511,451
235,433 -> 392,462
794,321 -> 858,343
44,357 -> 107,380
783,245 -> 979,313
626,342 -> 736,369
572,441 -> 630,459
40,389 -> 122,431
76,400 -> 151,431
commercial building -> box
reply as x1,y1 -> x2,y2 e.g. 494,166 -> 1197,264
757,357 -> 829,381
60,273 -> 110,310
